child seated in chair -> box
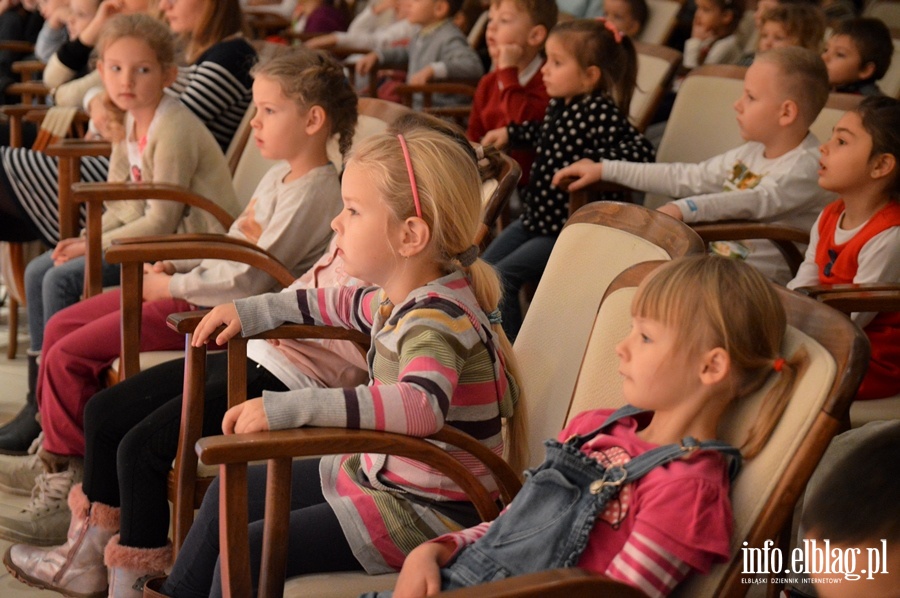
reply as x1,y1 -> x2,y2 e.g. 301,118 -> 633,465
366,255 -> 810,598
737,3 -> 826,66
788,96 -> 900,401
602,0 -> 648,39
821,17 -> 894,97
467,0 -> 558,185
0,45 -> 356,569
788,420 -> 900,598
305,0 -> 419,53
355,0 -> 485,108
555,46 -> 836,284
683,0 -> 744,68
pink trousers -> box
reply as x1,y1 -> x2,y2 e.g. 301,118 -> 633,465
35,290 -> 193,456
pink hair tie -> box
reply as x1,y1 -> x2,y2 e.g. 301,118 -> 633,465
773,357 -> 786,373
596,17 -> 623,44
397,134 -> 423,219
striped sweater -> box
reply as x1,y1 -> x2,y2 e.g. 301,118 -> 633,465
166,38 -> 255,153
233,270 -> 520,572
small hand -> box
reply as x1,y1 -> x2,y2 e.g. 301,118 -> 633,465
657,203 -> 684,221
691,22 -> 713,41
355,52 -> 379,76
551,158 -> 603,191
51,237 -> 86,265
480,127 -> 509,150
191,302 -> 242,347
141,266 -> 174,302
392,542 -> 456,598
408,66 -> 434,86
222,398 -> 270,435
496,44 -> 524,70
305,34 -> 336,49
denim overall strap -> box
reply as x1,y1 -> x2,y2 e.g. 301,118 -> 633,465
437,405 -> 742,591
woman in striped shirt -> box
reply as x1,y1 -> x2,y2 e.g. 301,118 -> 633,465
160,127 -> 525,597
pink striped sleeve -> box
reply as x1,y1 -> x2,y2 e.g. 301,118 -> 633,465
605,531 -> 691,598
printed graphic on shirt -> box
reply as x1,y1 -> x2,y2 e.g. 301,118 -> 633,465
725,161 -> 764,191
130,165 -> 142,183
587,445 -> 632,528
234,197 -> 263,245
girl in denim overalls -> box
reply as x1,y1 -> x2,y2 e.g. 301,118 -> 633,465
377,255 -> 811,598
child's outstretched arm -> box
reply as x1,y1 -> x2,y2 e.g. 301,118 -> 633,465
552,158 -> 605,191
191,302 -> 243,347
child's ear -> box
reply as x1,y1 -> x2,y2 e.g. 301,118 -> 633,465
858,60 -> 876,81
527,24 -> 548,48
869,152 -> 897,181
399,216 -> 433,257
434,0 -> 450,19
305,105 -> 328,135
699,347 -> 731,386
585,65 -> 602,90
778,98 -> 799,127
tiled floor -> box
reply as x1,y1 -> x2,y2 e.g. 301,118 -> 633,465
0,301 -> 45,596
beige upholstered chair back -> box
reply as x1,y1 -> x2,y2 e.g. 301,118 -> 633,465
639,0 -> 681,45
630,43 -> 682,132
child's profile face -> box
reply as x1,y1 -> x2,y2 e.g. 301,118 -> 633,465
540,35 -> 598,100
67,0 -> 99,39
822,34 -> 872,87
604,0 -> 640,38
99,36 -> 172,117
249,75 -> 312,163
405,0 -> 444,26
692,0 -> 733,39
758,21 -> 798,53
485,0 -> 539,62
332,160 -> 405,284
160,0 -> 205,35
817,110 -> 877,195
732,59 -> 787,144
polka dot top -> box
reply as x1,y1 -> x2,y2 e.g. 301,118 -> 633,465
508,93 -> 655,236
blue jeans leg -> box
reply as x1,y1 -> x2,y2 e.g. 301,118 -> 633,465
481,220 -> 556,340
26,252 -> 120,352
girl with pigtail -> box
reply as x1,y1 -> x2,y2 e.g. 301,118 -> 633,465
481,17 -> 655,339
162,126 -> 524,597
375,255 -> 809,598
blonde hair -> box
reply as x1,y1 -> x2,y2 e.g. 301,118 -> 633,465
251,46 -> 358,160
97,13 -> 176,70
756,46 -> 829,128
350,129 -> 527,474
632,256 -> 808,459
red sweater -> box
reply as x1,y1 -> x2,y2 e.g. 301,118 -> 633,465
816,200 -> 900,400
467,64 -> 549,185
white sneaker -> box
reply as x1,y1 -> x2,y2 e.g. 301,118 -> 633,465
0,433 -> 44,496
0,467 -> 79,546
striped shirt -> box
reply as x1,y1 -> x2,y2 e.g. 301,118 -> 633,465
166,38 -> 255,153
233,270 -> 520,572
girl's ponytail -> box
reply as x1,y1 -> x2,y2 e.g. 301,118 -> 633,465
739,347 -> 810,459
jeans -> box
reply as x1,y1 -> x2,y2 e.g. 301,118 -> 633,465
481,220 -> 556,340
24,249 -> 119,352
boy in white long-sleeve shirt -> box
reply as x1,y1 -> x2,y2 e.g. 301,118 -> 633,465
554,47 -> 836,283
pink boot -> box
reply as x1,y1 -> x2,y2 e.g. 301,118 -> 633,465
2,483 -> 119,598
104,535 -> 172,598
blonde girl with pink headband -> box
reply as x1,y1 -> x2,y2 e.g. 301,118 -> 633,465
158,127 -> 525,597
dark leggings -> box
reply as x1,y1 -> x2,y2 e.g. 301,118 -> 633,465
161,459 -> 362,598
81,352 -> 288,549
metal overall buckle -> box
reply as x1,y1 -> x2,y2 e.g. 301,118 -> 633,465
589,468 -> 627,495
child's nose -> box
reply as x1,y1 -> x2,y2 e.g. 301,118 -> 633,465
330,212 -> 342,233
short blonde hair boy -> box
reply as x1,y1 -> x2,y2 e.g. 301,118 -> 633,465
756,46 -> 829,128
490,0 -> 559,34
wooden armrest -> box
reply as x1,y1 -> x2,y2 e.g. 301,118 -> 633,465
795,282 -> 900,298
692,220 -> 809,276
439,568 -> 647,597
394,81 -> 477,109
556,177 -> 636,215
196,426 -> 519,520
795,283 -> 900,314
166,313 -> 371,344
4,81 -> 50,97
0,41 -> 35,54
44,139 -> 112,158
12,59 -> 45,76
328,46 -> 372,59
0,104 -> 43,119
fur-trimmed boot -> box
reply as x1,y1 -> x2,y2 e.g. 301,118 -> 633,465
2,483 -> 119,598
0,352 -> 43,455
104,535 -> 172,598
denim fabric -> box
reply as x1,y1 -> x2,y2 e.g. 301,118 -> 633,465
481,219 -> 556,340
24,250 -> 119,351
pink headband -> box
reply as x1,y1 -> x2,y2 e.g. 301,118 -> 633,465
397,134 -> 422,219
596,17 -> 623,44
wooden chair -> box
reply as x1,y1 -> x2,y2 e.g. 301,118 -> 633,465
0,105 -> 87,357
630,42 -> 682,132
185,202 -> 705,597
432,261 -> 869,598
638,0 -> 682,46
797,282 -> 900,427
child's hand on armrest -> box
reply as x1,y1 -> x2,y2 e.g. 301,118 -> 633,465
481,127 -> 510,150
141,265 -> 174,302
356,52 -> 379,76
552,158 -> 603,191
393,540 -> 457,598
408,65 -> 435,86
191,303 -> 242,347
657,203 -> 684,221
222,398 -> 269,435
